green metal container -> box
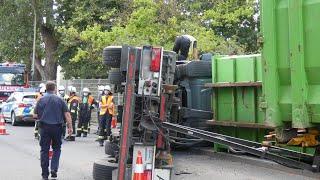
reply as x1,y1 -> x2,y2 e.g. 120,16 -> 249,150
211,55 -> 269,150
261,0 -> 320,128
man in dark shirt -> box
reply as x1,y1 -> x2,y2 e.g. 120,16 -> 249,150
34,81 -> 73,180
173,34 -> 198,60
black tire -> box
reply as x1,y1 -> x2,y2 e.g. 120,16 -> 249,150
104,140 -> 118,157
11,112 -> 18,126
103,46 -> 122,68
108,69 -> 125,85
185,61 -> 212,78
93,158 -> 118,180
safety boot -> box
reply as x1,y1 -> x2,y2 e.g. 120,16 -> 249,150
83,132 -> 87,137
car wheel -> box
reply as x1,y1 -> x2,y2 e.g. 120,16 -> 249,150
93,157 -> 118,180
11,112 -> 18,126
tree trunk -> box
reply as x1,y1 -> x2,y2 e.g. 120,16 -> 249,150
34,53 -> 45,80
40,24 -> 58,80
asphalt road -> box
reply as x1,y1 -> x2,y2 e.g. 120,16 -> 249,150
1,123 -> 320,180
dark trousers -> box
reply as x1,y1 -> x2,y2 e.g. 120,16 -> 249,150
39,123 -> 63,177
77,112 -> 90,135
98,113 -> 112,140
71,113 -> 77,135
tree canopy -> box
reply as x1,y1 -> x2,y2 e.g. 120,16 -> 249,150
0,0 -> 260,80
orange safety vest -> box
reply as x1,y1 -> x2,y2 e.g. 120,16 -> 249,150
87,95 -> 94,105
99,95 -> 114,116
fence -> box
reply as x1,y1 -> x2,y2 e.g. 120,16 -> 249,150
29,79 -> 123,123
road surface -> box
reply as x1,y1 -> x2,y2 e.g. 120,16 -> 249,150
1,123 -> 320,180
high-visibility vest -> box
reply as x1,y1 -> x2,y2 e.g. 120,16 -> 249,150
88,95 -> 94,106
99,95 -> 114,116
68,95 -> 80,114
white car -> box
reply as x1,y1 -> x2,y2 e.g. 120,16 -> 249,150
1,91 -> 37,126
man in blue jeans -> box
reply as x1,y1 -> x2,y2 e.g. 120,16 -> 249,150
34,81 -> 73,180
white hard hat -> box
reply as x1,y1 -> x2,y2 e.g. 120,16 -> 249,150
58,85 -> 65,91
40,87 -> 46,93
98,85 -> 104,91
82,87 -> 90,93
39,83 -> 45,88
70,86 -> 77,93
104,85 -> 111,91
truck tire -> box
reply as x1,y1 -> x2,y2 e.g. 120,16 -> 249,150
186,61 -> 211,78
93,158 -> 118,180
108,69 -> 125,85
105,140 -> 118,157
103,46 -> 122,68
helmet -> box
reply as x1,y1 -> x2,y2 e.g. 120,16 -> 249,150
82,87 -> 90,93
104,85 -> 111,91
40,86 -> 46,93
58,85 -> 65,91
70,86 -> 77,93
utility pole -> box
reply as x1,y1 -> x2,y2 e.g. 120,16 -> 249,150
32,8 -> 36,81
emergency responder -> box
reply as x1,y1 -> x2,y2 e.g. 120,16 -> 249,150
58,85 -> 69,101
76,87 -> 95,137
97,85 -> 115,146
95,85 -> 105,134
34,85 -> 46,139
173,34 -> 198,60
65,86 -> 80,141
57,85 -> 69,138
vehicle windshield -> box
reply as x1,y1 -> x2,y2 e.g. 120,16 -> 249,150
0,73 -> 24,85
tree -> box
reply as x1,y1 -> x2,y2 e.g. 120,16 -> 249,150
0,0 -> 260,80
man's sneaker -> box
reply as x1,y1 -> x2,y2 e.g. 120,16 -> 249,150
42,176 -> 49,180
51,171 -> 57,179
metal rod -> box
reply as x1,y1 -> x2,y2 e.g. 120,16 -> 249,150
162,122 -> 315,171
169,122 -> 313,161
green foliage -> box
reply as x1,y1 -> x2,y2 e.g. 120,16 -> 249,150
0,0 -> 260,79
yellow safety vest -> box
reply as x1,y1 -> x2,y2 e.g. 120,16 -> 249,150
99,95 -> 114,116
68,95 -> 80,113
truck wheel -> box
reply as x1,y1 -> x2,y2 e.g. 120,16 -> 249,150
93,158 -> 118,180
105,140 -> 118,157
185,61 -> 212,78
108,69 -> 125,85
103,46 -> 122,68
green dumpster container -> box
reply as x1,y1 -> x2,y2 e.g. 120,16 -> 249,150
210,55 -> 269,151
261,0 -> 320,128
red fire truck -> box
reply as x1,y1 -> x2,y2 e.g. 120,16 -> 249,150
0,62 -> 29,102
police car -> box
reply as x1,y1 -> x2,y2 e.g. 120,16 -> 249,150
1,89 -> 37,126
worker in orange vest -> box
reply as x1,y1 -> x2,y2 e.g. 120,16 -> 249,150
97,85 -> 115,146
76,87 -> 96,137
65,86 -> 80,141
